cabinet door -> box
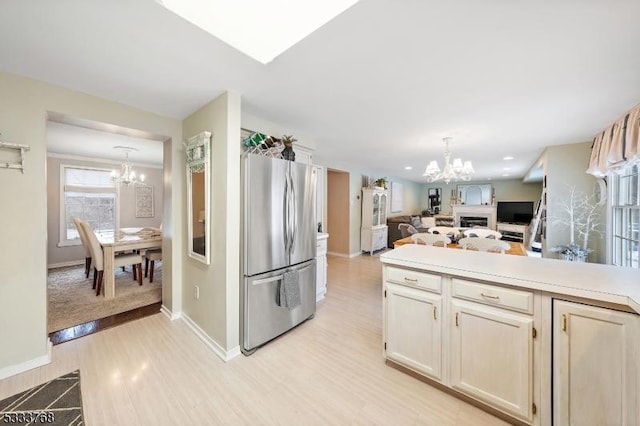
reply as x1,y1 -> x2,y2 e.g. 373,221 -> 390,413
554,300 -> 640,425
450,299 -> 533,422
294,145 -> 313,164
372,227 -> 386,251
385,283 -> 442,381
372,193 -> 380,226
379,193 -> 387,224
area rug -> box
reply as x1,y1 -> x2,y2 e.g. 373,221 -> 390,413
48,263 -> 162,332
0,370 -> 84,425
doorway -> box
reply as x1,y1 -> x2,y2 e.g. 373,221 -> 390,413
327,169 -> 350,256
45,115 -> 168,343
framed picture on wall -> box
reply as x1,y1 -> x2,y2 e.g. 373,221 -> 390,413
428,187 -> 441,213
135,185 -> 154,218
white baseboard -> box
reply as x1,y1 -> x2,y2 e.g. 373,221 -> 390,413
161,305 -> 181,320
316,290 -> 326,302
327,251 -> 360,259
0,338 -> 52,381
48,260 -> 84,270
181,314 -> 240,362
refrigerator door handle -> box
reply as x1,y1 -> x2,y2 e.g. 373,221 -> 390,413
287,171 -> 294,253
283,170 -> 290,252
289,171 -> 297,253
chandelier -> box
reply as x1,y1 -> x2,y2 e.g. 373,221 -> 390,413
423,137 -> 474,184
111,146 -> 145,186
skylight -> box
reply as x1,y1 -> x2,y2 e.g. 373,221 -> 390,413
156,0 -> 359,64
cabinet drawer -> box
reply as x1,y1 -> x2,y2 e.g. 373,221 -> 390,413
452,279 -> 533,314
386,267 -> 442,294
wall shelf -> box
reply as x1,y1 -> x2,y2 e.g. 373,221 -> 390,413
0,140 -> 31,173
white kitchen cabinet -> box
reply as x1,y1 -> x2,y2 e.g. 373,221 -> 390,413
385,282 -> 442,381
316,233 -> 328,301
361,187 -> 388,255
381,244 -> 640,425
553,300 -> 640,426
450,298 -> 534,422
294,145 -> 313,164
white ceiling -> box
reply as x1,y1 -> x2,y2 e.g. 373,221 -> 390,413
2,0 -> 639,182
47,121 -> 164,167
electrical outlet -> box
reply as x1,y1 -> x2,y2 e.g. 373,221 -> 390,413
194,285 -> 200,300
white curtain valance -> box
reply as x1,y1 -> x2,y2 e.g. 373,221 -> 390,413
587,104 -> 640,177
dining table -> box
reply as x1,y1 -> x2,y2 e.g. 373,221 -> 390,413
393,235 -> 527,256
96,227 -> 162,299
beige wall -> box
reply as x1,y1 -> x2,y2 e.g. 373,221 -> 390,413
314,155 -> 424,256
327,170 -> 350,254
0,72 -> 182,377
46,156 -> 163,267
543,141 -> 605,263
420,179 -> 543,216
182,91 -> 241,355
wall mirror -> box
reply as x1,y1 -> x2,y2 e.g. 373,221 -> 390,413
457,184 -> 492,205
185,131 -> 211,264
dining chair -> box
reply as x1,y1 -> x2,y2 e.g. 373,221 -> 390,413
79,221 -> 143,295
145,249 -> 162,283
72,218 -> 92,278
428,226 -> 461,236
463,228 -> 503,239
398,223 -> 418,238
458,237 -> 510,253
411,233 -> 451,247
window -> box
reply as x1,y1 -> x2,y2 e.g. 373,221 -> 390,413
59,166 -> 117,246
610,164 -> 639,268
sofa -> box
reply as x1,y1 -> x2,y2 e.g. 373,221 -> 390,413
386,214 -> 455,248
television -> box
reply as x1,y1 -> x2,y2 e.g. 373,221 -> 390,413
497,201 -> 534,224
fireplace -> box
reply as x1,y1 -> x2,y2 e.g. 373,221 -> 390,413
452,204 -> 497,230
460,216 -> 489,228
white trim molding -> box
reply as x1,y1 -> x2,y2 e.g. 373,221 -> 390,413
181,314 -> 240,362
0,339 -> 52,381
160,305 -> 181,321
327,251 -> 362,258
48,259 -> 84,270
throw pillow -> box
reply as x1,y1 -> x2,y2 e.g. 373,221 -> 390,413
421,217 -> 435,228
411,216 -> 422,228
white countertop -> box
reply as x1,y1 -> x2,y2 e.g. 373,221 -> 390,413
381,245 -> 640,313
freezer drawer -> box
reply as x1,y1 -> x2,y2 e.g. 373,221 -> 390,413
242,260 -> 316,352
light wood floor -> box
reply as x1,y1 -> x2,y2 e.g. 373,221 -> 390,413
0,254 -> 507,425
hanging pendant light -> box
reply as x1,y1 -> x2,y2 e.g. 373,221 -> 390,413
423,137 -> 474,184
111,146 -> 145,186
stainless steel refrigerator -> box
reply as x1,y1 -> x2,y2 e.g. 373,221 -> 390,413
241,153 -> 317,354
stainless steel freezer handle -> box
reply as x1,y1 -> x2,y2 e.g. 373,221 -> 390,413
251,275 -> 283,286
289,171 -> 297,254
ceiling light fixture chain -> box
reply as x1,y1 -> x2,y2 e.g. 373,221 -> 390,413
111,146 -> 145,187
423,137 -> 474,184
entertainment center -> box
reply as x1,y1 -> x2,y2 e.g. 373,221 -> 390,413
496,201 -> 534,246
497,222 -> 530,246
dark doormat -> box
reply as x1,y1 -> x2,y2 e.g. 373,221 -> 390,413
0,370 -> 84,425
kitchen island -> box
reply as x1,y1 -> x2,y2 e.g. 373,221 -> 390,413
380,245 -> 640,426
